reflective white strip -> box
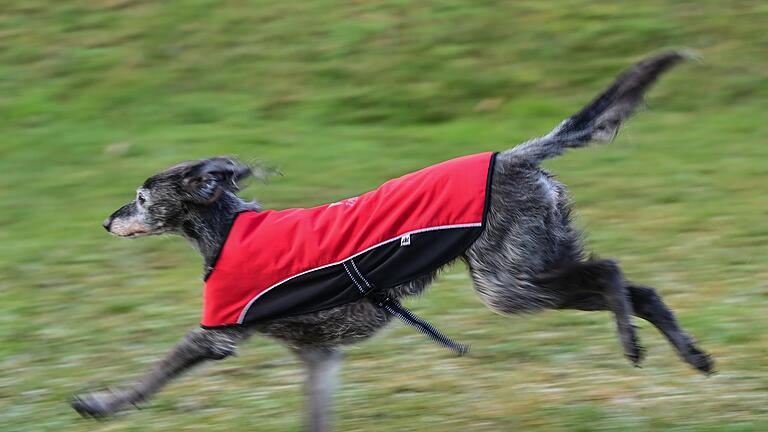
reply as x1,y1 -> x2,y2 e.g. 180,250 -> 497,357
235,222 -> 482,323
342,261 -> 366,294
348,259 -> 371,288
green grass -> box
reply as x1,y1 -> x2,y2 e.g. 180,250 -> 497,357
1,1 -> 767,430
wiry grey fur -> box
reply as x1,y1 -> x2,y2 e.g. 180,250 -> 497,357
72,51 -> 713,432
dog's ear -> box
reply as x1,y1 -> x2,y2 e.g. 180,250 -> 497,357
181,157 -> 253,204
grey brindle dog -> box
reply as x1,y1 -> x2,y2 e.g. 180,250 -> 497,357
72,51 -> 713,431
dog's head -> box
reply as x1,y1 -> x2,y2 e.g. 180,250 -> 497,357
103,157 -> 254,238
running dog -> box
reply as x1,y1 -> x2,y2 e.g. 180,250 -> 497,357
73,51 -> 713,432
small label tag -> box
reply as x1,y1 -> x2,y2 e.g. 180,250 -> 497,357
400,234 -> 411,246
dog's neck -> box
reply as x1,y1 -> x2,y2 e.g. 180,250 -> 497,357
181,193 -> 259,273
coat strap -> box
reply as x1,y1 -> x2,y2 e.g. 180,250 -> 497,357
342,258 -> 469,356
376,296 -> 470,356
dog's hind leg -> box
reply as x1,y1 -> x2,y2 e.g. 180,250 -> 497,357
296,347 -> 344,432
626,284 -> 713,373
71,327 -> 249,418
539,259 -> 644,366
561,284 -> 714,374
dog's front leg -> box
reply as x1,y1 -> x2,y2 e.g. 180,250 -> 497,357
72,327 -> 250,418
296,347 -> 344,432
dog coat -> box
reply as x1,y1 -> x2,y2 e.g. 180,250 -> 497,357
202,152 -> 497,352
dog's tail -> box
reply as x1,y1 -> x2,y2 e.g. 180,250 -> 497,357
505,50 -> 693,164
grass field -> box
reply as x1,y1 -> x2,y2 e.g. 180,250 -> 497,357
1,1 -> 767,431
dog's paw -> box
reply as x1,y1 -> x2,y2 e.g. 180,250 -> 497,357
621,326 -> 645,367
71,390 -> 124,419
684,344 -> 716,376
625,342 -> 646,367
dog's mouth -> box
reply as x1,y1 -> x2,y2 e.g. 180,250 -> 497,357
109,219 -> 151,238
121,230 -> 149,238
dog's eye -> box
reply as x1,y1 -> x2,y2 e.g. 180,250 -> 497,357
137,193 -> 146,206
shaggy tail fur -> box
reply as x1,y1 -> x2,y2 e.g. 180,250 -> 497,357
507,50 -> 692,163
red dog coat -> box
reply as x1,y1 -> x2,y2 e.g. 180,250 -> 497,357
202,152 -> 497,330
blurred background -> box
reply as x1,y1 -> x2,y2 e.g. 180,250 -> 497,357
1,1 -> 766,431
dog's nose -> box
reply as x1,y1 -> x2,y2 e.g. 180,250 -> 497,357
102,217 -> 112,232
